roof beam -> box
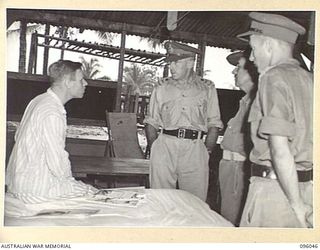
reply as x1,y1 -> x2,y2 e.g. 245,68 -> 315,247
8,9 -> 155,37
166,30 -> 247,49
8,9 -> 247,50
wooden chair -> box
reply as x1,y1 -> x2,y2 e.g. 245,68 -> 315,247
105,111 -> 145,159
96,111 -> 147,188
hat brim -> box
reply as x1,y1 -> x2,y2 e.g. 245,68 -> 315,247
165,54 -> 194,62
226,51 -> 244,66
236,30 -> 257,42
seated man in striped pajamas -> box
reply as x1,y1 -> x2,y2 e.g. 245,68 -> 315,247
6,60 -> 97,203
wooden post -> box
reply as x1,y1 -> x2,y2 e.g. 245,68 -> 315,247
18,20 -> 27,73
28,32 -> 36,73
27,31 -> 38,74
42,24 -> 50,75
308,12 -> 315,46
134,93 -> 139,114
33,34 -> 38,74
196,39 -> 206,77
60,27 -> 68,60
140,96 -> 147,116
114,30 -> 126,112
163,65 -> 169,77
308,11 -> 315,72
124,86 -> 131,113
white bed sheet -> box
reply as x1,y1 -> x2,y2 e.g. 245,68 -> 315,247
4,189 -> 233,227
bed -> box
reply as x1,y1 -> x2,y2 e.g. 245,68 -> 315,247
4,188 -> 233,227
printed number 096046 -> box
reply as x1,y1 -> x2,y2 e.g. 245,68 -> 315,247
300,244 -> 318,248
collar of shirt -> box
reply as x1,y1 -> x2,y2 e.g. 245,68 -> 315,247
47,88 -> 67,115
240,92 -> 253,106
259,58 -> 300,80
170,73 -> 207,90
170,74 -> 195,89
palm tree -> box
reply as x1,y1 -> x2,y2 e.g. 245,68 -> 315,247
79,56 -> 102,79
139,37 -> 162,51
123,64 -> 156,95
79,56 -> 112,81
122,63 -> 157,111
96,31 -> 116,44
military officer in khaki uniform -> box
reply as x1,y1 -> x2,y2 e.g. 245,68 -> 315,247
219,49 -> 258,226
237,12 -> 313,227
144,41 -> 223,201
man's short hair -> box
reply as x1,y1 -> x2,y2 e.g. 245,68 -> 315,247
48,60 -> 82,83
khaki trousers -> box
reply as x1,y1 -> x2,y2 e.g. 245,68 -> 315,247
240,176 -> 313,227
219,159 -> 249,226
150,134 -> 209,201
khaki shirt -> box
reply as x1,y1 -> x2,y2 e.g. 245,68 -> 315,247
220,93 -> 254,157
249,59 -> 313,170
144,75 -> 223,132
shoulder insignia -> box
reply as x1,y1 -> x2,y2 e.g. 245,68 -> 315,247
196,77 -> 215,90
202,78 -> 215,87
157,77 -> 170,86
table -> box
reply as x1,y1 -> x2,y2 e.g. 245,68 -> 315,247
70,156 -> 150,188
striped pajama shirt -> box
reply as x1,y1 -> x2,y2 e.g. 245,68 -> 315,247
6,88 -> 95,203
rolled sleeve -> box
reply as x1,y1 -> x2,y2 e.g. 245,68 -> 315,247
207,85 -> 223,130
258,73 -> 296,138
208,117 -> 224,130
259,116 -> 296,138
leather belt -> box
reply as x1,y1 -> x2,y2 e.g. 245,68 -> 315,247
251,163 -> 313,182
163,129 -> 206,140
223,150 -> 247,161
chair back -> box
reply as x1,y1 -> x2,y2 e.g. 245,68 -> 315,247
106,111 -> 144,159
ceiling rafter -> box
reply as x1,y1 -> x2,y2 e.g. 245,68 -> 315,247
7,9 -> 312,52
7,9 -> 248,50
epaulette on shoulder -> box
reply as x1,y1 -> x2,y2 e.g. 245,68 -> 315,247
157,77 -> 170,86
200,78 -> 215,88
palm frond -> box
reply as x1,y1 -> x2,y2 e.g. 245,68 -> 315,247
96,31 -> 116,44
79,56 -> 106,79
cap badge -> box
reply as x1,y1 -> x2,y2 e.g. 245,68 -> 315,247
167,44 -> 173,53
249,27 -> 263,34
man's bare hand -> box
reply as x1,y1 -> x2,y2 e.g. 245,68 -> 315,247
291,201 -> 313,228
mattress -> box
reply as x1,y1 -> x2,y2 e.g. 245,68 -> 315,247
4,188 -> 233,227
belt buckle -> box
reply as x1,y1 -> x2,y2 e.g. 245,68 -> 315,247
177,128 -> 186,138
262,170 -> 268,178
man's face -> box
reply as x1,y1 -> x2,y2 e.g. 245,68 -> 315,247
169,58 -> 193,80
249,35 -> 270,73
233,57 -> 254,92
68,69 -> 88,98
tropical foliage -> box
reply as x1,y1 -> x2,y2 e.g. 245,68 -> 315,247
96,31 -> 116,44
122,63 -> 157,96
79,56 -> 111,80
